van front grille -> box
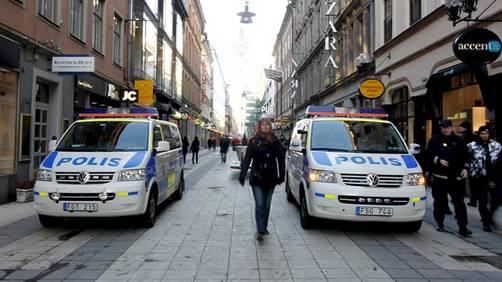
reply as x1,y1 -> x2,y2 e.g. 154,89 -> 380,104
56,172 -> 114,184
341,174 -> 403,188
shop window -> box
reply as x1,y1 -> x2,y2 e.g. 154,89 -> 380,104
38,0 -> 59,25
410,0 -> 421,25
144,16 -> 157,80
442,84 -> 485,131
163,0 -> 173,38
391,87 -> 410,141
145,0 -> 158,17
92,0 -> 104,53
113,14 -> 123,65
384,0 -> 392,43
70,0 -> 84,40
0,72 -> 18,174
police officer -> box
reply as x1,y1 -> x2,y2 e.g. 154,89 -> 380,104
426,119 -> 471,236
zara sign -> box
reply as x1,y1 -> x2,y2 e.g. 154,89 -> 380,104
453,28 -> 502,66
324,1 -> 338,69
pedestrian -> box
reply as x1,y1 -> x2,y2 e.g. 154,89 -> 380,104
458,121 -> 477,207
239,118 -> 285,241
208,137 -> 212,151
493,149 -> 502,227
467,126 -> 502,232
191,136 -> 200,164
426,119 -> 471,236
220,135 -> 231,163
279,134 -> 288,152
182,136 -> 190,164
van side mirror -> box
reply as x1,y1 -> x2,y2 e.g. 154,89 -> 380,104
49,140 -> 57,152
409,143 -> 420,155
156,141 -> 171,152
297,129 -> 307,135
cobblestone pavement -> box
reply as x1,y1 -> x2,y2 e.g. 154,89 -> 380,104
1,151 -> 502,281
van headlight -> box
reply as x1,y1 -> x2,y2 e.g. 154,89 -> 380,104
37,170 -> 53,182
118,169 -> 146,182
309,169 -> 337,183
407,173 -> 426,186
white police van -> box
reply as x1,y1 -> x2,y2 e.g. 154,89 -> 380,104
34,108 -> 185,228
286,106 -> 426,231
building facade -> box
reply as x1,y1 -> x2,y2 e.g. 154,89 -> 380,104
179,0 -> 204,142
288,0 -> 376,123
374,0 -> 502,153
0,0 -> 128,203
272,6 -> 294,138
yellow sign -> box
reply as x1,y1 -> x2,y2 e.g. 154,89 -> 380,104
134,80 -> 154,106
359,79 -> 385,99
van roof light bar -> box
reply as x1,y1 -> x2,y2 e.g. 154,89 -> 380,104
79,108 -> 159,118
305,106 -> 388,118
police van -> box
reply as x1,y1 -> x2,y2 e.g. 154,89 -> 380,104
34,108 -> 185,228
286,106 -> 426,231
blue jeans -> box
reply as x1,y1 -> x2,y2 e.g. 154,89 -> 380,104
252,185 -> 274,233
221,152 -> 227,163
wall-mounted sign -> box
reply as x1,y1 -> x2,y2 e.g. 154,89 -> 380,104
359,79 -> 385,99
52,56 -> 95,72
324,1 -> 338,69
122,89 -> 138,102
134,80 -> 154,106
453,28 -> 502,66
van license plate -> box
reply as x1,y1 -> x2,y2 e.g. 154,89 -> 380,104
63,203 -> 98,212
356,207 -> 393,216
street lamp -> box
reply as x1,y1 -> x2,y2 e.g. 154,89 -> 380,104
444,0 -> 501,26
238,1 -> 256,24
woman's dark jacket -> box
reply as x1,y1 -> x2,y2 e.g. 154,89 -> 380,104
191,139 -> 200,152
239,136 -> 286,189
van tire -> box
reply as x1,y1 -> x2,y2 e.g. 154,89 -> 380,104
172,173 -> 184,201
300,193 -> 314,229
286,177 -> 295,203
404,220 -> 422,233
39,214 -> 59,228
140,191 -> 157,228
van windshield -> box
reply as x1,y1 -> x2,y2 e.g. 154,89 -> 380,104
57,121 -> 149,152
310,120 -> 408,154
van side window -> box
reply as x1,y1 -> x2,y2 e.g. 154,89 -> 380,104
300,121 -> 309,148
160,124 -> 174,149
153,125 -> 163,148
169,125 -> 181,149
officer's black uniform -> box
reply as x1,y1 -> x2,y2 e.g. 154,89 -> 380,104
426,120 -> 470,234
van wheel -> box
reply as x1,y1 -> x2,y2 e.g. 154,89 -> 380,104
39,214 -> 59,228
140,192 -> 157,228
172,174 -> 184,201
286,177 -> 295,203
404,220 -> 422,233
300,194 -> 314,229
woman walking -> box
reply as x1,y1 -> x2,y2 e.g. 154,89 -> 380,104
467,126 -> 502,232
190,136 -> 200,164
239,119 -> 285,241
182,137 -> 190,164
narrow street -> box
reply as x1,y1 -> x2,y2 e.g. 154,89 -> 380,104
0,151 -> 501,281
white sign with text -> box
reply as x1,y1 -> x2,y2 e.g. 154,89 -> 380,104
52,56 -> 95,72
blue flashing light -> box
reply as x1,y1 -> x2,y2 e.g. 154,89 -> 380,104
79,108 -> 159,118
305,106 -> 387,118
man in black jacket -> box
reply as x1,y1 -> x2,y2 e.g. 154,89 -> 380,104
426,119 -> 471,236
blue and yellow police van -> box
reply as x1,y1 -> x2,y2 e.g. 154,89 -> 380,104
286,106 -> 426,231
34,108 -> 184,228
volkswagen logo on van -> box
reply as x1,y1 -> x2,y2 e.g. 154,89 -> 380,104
78,171 -> 91,184
366,174 -> 379,187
